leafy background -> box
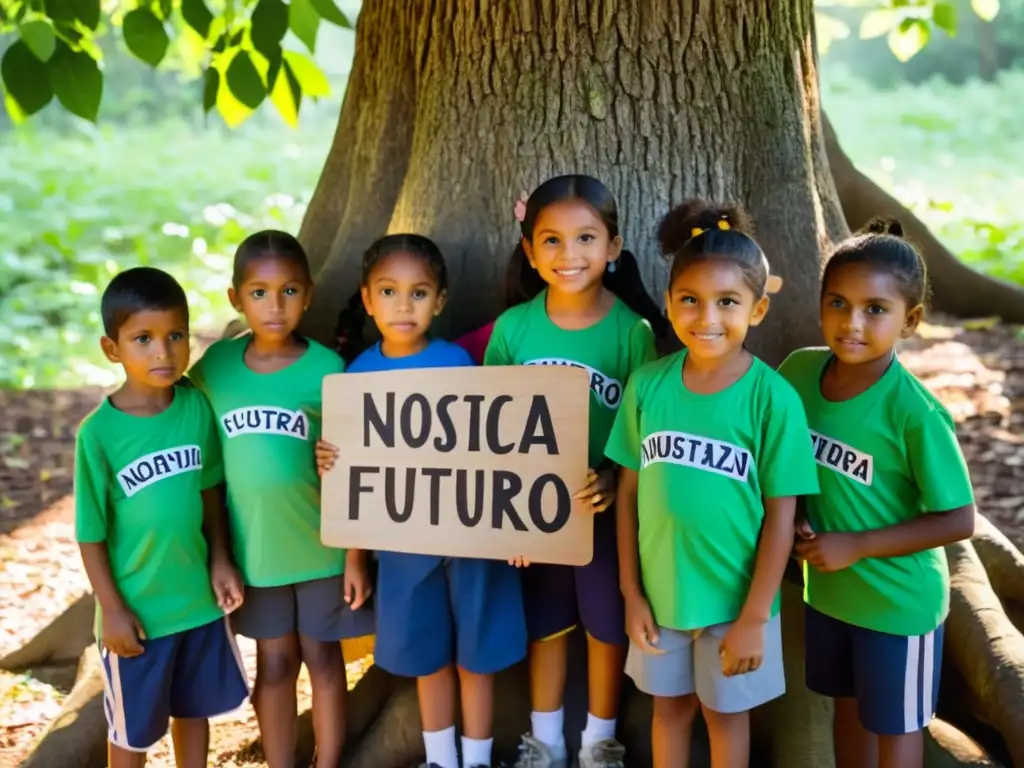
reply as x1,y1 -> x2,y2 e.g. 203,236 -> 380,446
0,0 -> 1022,389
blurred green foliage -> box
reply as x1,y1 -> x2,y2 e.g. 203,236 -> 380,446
0,114 -> 335,388
819,0 -> 1024,85
0,0 -> 353,126
822,65 -> 1024,288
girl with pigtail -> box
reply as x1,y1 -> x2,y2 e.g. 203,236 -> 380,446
606,200 -> 818,768
485,174 -> 666,768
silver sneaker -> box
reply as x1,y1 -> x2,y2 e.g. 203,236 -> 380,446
511,734 -> 566,768
577,738 -> 625,768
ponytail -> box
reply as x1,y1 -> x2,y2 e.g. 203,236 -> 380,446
334,288 -> 367,363
604,250 -> 671,339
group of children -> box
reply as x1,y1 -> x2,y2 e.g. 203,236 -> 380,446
74,174 -> 976,768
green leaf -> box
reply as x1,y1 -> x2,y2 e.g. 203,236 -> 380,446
859,8 -> 895,39
215,71 -> 253,127
1,39 -> 53,118
43,0 -> 99,30
308,0 -> 349,28
281,50 -> 329,97
18,18 -> 56,61
202,66 -> 218,113
46,39 -> 101,120
269,57 -> 301,127
250,0 -> 288,60
123,8 -> 170,67
933,2 -> 957,34
815,11 -> 849,56
288,0 -> 320,53
225,49 -> 265,109
153,0 -> 171,20
181,0 -> 214,39
971,0 -> 999,21
888,18 -> 930,62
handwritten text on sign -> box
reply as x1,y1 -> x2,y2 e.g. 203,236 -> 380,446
320,366 -> 592,565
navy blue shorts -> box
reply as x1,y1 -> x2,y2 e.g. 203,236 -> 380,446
521,508 -> 625,646
99,617 -> 249,751
374,552 -> 527,678
805,605 -> 943,735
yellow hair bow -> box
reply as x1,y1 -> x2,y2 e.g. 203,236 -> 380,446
690,219 -> 731,238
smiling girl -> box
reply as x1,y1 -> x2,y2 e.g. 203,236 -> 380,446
605,200 -> 819,768
485,175 -> 665,768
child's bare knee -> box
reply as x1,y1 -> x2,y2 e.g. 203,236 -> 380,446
303,641 -> 344,682
257,646 -> 301,686
653,693 -> 700,725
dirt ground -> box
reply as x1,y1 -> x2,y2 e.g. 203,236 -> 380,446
1,317 -> 1021,767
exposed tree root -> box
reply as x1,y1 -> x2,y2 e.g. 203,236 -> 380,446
822,112 -> 1024,323
20,644 -> 107,768
945,541 -> 1024,767
971,513 -> 1024,607
925,719 -> 1004,767
0,593 -> 95,672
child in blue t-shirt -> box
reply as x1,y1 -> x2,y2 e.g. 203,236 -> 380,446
316,234 -> 527,768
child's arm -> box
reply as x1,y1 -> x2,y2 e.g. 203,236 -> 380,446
203,486 -> 244,613
196,399 -> 242,612
796,504 -> 974,572
343,549 -> 373,610
721,495 -> 797,675
796,408 -> 975,571
616,467 -> 661,653
79,542 -> 146,657
74,427 -> 145,656
723,380 -> 819,676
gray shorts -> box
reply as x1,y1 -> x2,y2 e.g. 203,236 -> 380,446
625,612 -> 785,713
231,575 -> 375,642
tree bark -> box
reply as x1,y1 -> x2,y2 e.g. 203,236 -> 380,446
299,0 -> 848,367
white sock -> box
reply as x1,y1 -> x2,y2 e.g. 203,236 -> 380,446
531,708 -> 566,758
461,736 -> 493,767
581,712 -> 617,747
423,725 -> 458,768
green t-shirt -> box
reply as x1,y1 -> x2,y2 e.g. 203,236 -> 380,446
605,351 -> 820,631
484,291 -> 657,467
188,334 -> 346,587
74,386 -> 225,640
778,347 -> 975,636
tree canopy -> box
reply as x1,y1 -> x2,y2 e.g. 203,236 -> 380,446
0,0 -> 1004,127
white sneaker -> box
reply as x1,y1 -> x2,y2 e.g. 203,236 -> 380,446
510,734 -> 567,768
577,738 -> 625,768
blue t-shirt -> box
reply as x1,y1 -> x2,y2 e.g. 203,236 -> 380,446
348,339 -> 474,373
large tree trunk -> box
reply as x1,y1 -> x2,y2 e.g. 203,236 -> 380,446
299,0 -> 848,367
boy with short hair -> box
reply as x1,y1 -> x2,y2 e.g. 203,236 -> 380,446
74,266 -> 249,767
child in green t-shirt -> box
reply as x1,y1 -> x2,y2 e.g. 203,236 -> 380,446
779,219 -> 975,768
74,267 -> 249,767
486,175 -> 667,768
605,200 -> 820,768
187,231 -> 373,768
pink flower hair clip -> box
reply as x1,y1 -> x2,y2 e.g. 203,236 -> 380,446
513,191 -> 529,223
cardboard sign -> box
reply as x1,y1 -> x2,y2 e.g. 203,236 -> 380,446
321,365 -> 593,566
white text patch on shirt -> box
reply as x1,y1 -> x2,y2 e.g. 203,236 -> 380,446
640,430 -> 751,482
221,406 -> 309,440
810,430 -> 873,486
524,358 -> 623,409
117,445 -> 202,497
